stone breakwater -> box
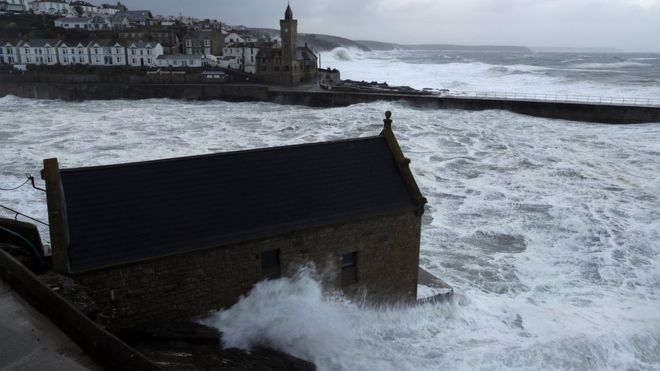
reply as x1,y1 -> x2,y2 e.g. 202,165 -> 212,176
1,73 -> 659,124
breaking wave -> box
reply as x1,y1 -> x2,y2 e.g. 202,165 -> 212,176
321,50 -> 660,98
569,61 -> 652,69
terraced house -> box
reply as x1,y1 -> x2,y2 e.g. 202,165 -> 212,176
56,40 -> 91,65
126,41 -> 162,67
19,39 -> 60,65
0,40 -> 20,64
89,40 -> 126,65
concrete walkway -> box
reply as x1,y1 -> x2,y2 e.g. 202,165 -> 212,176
0,280 -> 100,371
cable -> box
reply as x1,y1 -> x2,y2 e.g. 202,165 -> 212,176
0,177 -> 30,191
0,174 -> 46,192
0,204 -> 49,226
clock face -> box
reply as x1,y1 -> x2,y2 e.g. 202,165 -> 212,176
284,28 -> 288,32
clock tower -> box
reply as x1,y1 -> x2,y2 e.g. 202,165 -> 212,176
280,4 -> 298,76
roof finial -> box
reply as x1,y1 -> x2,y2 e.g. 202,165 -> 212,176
383,111 -> 392,132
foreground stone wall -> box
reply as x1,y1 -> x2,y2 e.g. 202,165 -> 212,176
75,212 -> 421,330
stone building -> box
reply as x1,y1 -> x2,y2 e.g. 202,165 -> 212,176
182,30 -> 223,56
118,29 -> 180,54
256,5 -> 318,85
42,112 -> 427,329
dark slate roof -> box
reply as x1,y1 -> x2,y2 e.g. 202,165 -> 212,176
58,135 -> 422,273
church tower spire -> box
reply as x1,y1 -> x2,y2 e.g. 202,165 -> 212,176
285,3 -> 293,20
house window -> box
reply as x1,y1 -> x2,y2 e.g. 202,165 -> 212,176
341,252 -> 358,285
261,249 -> 280,280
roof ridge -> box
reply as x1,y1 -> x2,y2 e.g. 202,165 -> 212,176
60,135 -> 384,173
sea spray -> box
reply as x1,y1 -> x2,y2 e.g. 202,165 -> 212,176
202,266 -> 461,371
3,96 -> 660,370
203,266 -> 361,370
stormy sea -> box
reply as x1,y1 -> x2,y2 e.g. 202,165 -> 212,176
1,49 -> 660,370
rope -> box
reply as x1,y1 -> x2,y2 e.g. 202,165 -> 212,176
0,177 -> 30,191
0,204 -> 49,226
0,174 -> 46,192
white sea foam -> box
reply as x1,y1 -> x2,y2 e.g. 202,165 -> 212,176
3,98 -> 659,370
570,61 -> 652,69
321,48 -> 660,99
2,63 -> 660,370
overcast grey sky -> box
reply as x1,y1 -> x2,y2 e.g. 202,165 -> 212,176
120,0 -> 660,51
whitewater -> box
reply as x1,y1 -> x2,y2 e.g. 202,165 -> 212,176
1,49 -> 660,370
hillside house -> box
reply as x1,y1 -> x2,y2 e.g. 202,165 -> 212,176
224,32 -> 245,44
0,0 -> 27,12
42,112 -> 427,329
69,0 -> 98,16
222,42 -> 275,74
19,39 -> 60,65
118,29 -> 180,54
156,54 -> 205,68
54,16 -> 111,30
56,40 -> 91,65
98,2 -> 125,16
126,41 -> 162,67
0,40 -> 20,64
30,0 -> 70,14
113,10 -> 153,27
183,30 -> 223,56
89,40 -> 126,66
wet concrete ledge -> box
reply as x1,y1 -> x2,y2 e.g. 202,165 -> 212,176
1,80 -> 659,124
0,246 -> 317,370
0,245 -> 162,371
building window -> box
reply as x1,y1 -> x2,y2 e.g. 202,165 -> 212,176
261,249 -> 281,280
341,252 -> 358,285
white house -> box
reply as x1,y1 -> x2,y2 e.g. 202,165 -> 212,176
217,55 -> 240,70
224,33 -> 245,44
223,42 -> 269,74
126,41 -> 162,67
30,0 -> 71,15
114,10 -> 153,27
56,40 -> 91,65
98,2 -> 125,16
1,0 -> 28,12
69,0 -> 98,16
0,40 -> 21,64
19,39 -> 61,65
110,15 -> 129,30
155,54 -> 204,68
89,40 -> 126,66
54,16 -> 111,31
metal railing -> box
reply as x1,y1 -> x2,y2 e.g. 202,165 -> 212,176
437,90 -> 660,107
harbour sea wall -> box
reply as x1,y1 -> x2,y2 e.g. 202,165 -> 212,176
1,72 -> 659,124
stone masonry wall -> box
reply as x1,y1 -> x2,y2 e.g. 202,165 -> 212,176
75,211 -> 421,330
